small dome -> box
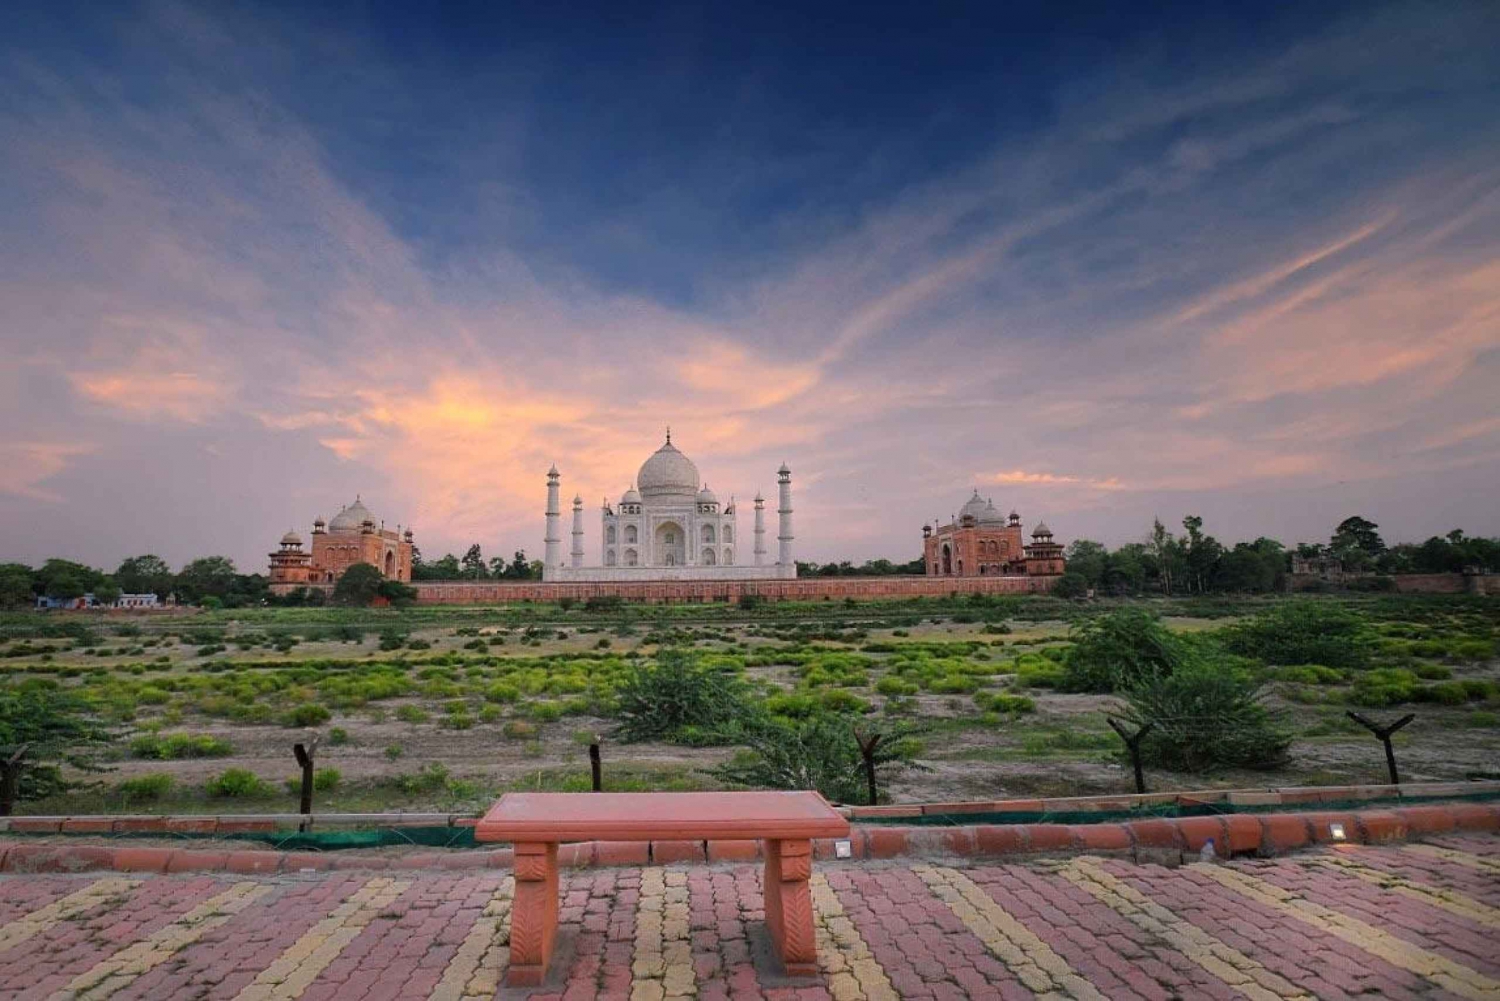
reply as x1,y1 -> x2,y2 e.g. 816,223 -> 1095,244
328,497 -> 375,533
979,498 -> 1006,525
621,484 -> 641,505
697,484 -> 718,505
281,530 -> 302,546
638,437 -> 700,500
778,462 -> 791,475
960,490 -> 988,522
1032,521 -> 1052,538
313,516 -> 325,526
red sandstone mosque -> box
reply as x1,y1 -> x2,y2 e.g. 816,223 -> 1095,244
268,497 -> 414,596
923,490 -> 1065,578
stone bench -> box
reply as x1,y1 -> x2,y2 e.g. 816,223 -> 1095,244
475,790 -> 849,986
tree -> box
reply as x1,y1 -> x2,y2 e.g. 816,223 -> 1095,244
114,555 -> 174,598
1331,516 -> 1385,558
1104,545 -> 1147,595
333,563 -> 384,606
175,556 -> 238,604
1,683 -> 111,811
1148,519 -> 1179,595
429,554 -> 461,579
460,544 -> 488,580
0,564 -> 34,609
92,579 -> 122,606
1180,515 -> 1223,594
503,550 -> 534,580
377,578 -> 418,606
1051,572 -> 1089,598
1063,541 -> 1108,589
36,559 -> 101,600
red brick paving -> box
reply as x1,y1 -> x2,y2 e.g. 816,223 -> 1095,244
0,835 -> 1495,1000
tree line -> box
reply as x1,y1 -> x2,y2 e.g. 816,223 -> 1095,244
409,545 -> 542,581
3,514 -> 1494,610
1055,515 -> 1500,597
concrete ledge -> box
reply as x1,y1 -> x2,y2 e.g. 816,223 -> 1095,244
5,801 -> 1495,874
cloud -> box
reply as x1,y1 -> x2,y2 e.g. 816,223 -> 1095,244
981,470 -> 1127,491
0,442 -> 96,502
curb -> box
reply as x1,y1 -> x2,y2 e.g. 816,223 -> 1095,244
2,802 -> 1496,875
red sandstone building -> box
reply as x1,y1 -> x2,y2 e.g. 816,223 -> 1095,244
268,497 -> 414,596
923,490 -> 1065,578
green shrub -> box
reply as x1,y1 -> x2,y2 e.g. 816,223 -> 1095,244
1417,682 -> 1468,705
526,701 -> 563,723
117,773 -> 174,802
975,692 -> 1035,714
1272,664 -> 1344,685
1223,602 -> 1373,668
1350,668 -> 1419,707
206,768 -> 272,797
713,716 -> 922,805
1123,660 -> 1291,771
874,676 -> 919,697
129,733 -> 233,759
503,720 -> 537,740
818,689 -> 871,714
283,703 -> 332,728
1414,664 -> 1452,680
443,710 -> 475,730
328,727 -> 350,745
1062,609 -> 1190,693
611,649 -> 749,745
396,705 -> 430,724
315,767 -> 341,791
384,743 -> 404,760
1012,653 -> 1066,689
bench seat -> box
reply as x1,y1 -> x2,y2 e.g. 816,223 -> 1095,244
476,791 -> 849,986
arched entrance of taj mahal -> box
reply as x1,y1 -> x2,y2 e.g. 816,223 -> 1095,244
654,521 -> 685,567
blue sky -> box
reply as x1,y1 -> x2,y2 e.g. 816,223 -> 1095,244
2,0 -> 1498,571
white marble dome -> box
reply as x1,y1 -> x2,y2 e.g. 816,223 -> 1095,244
960,490 -> 988,522
328,497 -> 375,532
980,498 -> 1006,525
638,437 -> 700,500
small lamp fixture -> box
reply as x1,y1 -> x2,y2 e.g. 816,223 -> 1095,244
1328,822 -> 1346,841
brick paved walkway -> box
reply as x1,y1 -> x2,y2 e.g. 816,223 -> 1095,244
1,834 -> 1496,1000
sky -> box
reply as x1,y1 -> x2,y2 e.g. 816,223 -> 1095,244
2,0 -> 1499,573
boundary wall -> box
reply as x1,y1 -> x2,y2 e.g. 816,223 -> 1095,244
411,574 -> 1057,604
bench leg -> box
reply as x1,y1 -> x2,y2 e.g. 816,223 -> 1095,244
763,838 -> 818,977
507,842 -> 559,987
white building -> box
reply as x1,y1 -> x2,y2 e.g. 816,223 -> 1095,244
542,432 -> 797,582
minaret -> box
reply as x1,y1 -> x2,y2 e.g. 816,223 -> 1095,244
544,465 -> 562,570
753,492 -> 767,566
570,494 -> 584,568
776,463 -> 794,566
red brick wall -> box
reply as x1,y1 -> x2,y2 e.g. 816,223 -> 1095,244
411,574 -> 1058,604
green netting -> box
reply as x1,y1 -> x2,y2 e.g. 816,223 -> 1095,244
859,788 -> 1500,827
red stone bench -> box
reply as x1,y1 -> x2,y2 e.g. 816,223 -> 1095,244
475,790 -> 849,986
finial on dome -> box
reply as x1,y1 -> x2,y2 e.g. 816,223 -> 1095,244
665,426 -> 671,445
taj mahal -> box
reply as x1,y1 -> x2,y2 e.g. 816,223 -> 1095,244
542,431 -> 797,582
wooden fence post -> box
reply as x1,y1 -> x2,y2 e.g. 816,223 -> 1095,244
1346,712 -> 1416,785
0,744 -> 30,817
589,741 -> 602,792
293,739 -> 319,829
1107,718 -> 1153,795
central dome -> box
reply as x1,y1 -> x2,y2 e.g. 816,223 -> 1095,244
328,497 -> 375,533
637,435 -> 700,500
